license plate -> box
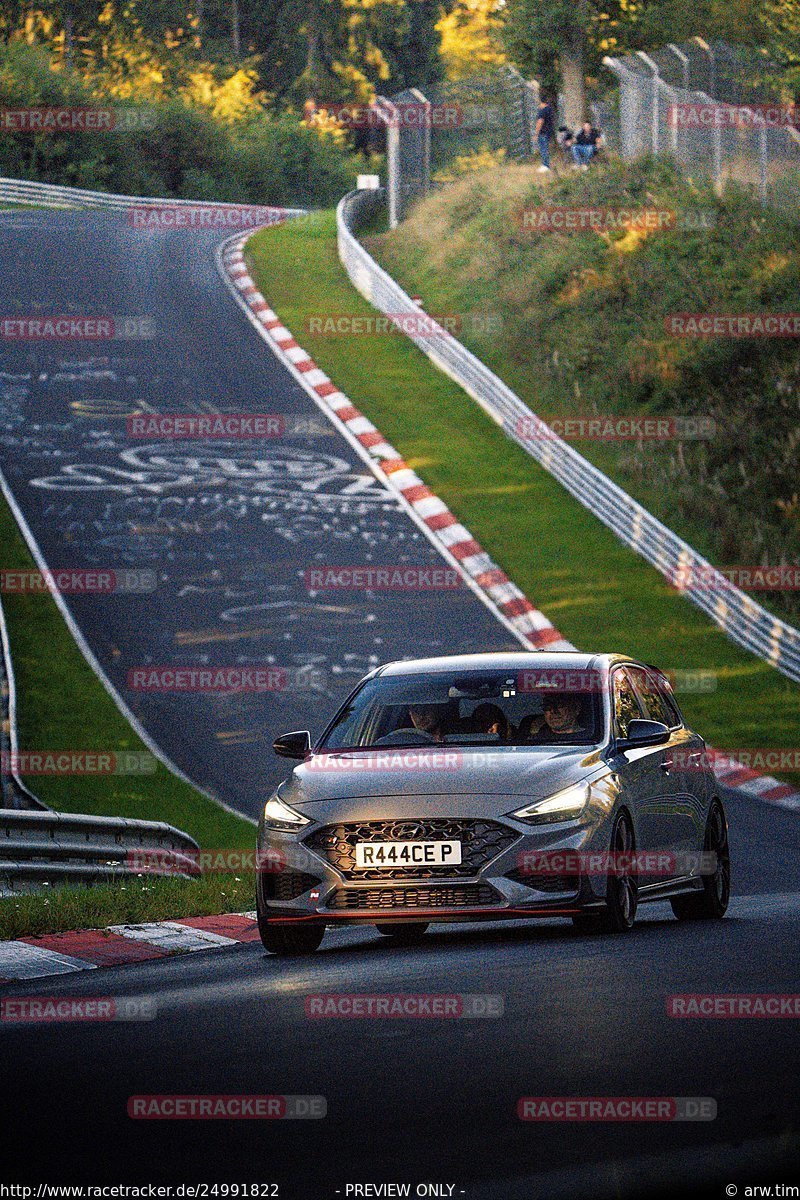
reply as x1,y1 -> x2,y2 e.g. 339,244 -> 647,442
355,840 -> 462,869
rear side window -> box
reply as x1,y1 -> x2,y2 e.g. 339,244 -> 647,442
612,668 -> 644,738
629,667 -> 682,729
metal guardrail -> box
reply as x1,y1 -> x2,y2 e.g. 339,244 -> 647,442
336,188 -> 800,684
0,175 -> 306,218
0,595 -> 46,811
0,809 -> 200,896
0,596 -> 200,893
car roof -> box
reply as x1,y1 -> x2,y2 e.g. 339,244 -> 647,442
375,651 -> 636,677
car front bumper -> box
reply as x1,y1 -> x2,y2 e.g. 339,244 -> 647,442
256,810 -> 613,926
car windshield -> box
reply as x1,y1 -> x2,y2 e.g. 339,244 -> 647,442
320,668 -> 603,750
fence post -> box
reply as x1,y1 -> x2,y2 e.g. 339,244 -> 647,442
667,43 -> 690,90
758,121 -> 768,207
375,97 -> 400,228
636,52 -> 661,156
693,37 -> 716,97
409,88 -> 431,194
698,91 -> 723,193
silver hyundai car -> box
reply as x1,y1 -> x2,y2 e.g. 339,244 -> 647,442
256,652 -> 730,954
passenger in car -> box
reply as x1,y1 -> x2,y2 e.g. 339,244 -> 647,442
469,703 -> 510,741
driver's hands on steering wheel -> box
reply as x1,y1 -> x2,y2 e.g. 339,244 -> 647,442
372,728 -> 437,746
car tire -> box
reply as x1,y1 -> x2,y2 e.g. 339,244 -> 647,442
574,811 -> 637,934
258,912 -> 325,955
375,922 -> 429,942
670,800 -> 730,921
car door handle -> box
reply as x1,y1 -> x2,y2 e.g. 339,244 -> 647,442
660,760 -> 673,774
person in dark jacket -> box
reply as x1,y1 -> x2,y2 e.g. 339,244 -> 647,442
571,121 -> 603,169
535,95 -> 555,172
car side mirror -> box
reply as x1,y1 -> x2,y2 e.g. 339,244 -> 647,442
618,719 -> 670,751
273,730 -> 312,760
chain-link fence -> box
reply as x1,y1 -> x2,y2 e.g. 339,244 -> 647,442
603,39 -> 800,208
375,67 -> 540,226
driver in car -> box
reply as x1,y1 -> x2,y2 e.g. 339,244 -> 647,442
526,693 -> 587,743
408,704 -> 448,742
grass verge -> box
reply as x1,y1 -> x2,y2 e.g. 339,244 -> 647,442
0,871 -> 255,941
246,209 -> 800,772
366,160 -> 800,625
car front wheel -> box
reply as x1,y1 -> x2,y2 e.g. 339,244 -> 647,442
573,810 -> 638,934
671,800 -> 730,921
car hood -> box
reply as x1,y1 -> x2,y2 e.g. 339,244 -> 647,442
281,745 -> 606,813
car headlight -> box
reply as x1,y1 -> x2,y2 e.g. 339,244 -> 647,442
263,794 -> 310,831
512,782 -> 589,825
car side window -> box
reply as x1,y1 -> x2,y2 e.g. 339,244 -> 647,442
628,667 -> 674,728
654,674 -> 684,728
612,668 -> 643,739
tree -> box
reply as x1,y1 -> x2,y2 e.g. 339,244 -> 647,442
503,0 -> 609,125
435,0 -> 506,81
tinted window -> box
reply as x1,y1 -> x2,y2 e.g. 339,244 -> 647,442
612,668 -> 643,738
628,667 -> 674,727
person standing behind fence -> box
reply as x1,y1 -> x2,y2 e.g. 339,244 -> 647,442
535,95 -> 555,173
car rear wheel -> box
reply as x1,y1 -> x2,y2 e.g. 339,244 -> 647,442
375,922 -> 429,943
572,811 -> 637,934
258,914 -> 325,955
670,800 -> 730,921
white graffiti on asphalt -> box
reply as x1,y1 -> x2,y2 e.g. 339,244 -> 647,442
29,442 -> 397,505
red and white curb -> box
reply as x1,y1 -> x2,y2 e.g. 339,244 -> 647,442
218,229 -> 800,816
0,912 -> 259,982
218,234 -> 571,653
706,750 -> 800,810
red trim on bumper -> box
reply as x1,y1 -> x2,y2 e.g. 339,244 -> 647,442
263,904 -> 582,924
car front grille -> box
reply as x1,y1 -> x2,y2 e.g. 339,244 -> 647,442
262,871 -> 321,902
305,818 -> 519,880
505,869 -> 579,894
327,882 -> 500,911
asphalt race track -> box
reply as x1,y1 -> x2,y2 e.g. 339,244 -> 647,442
0,209 -> 518,815
2,788 -> 800,1196
1,210 -> 799,1198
